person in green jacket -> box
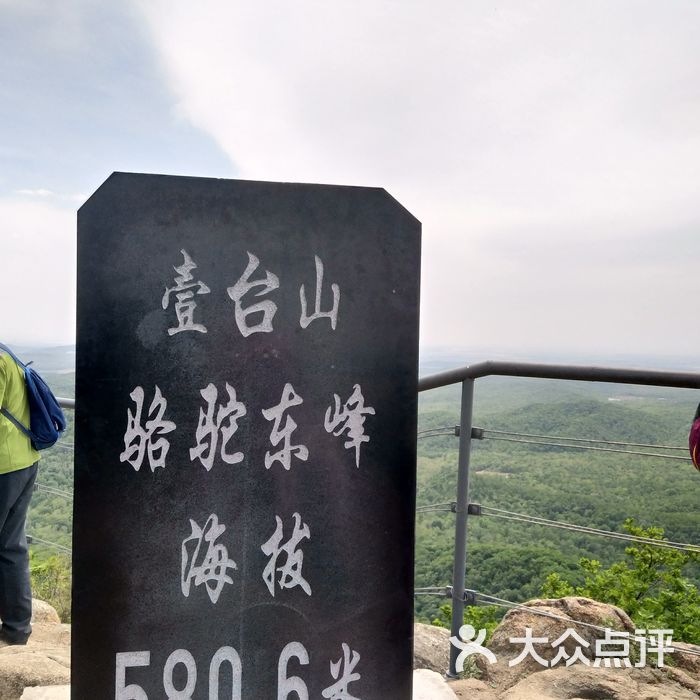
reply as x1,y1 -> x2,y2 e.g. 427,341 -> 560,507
0,350 -> 40,645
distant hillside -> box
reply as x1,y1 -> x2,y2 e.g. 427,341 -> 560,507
483,398 -> 689,445
415,374 -> 700,623
8,345 -> 75,374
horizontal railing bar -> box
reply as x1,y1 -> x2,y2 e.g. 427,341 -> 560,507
419,360 -> 700,392
56,363 -> 700,406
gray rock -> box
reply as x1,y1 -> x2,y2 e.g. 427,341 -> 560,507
0,616 -> 71,700
480,596 -> 635,690
449,677 -> 500,699
0,648 -> 70,700
20,686 -> 70,699
671,641 -> 700,677
30,601 -> 60,626
413,669 -> 458,699
501,665 -> 699,700
414,622 -> 451,673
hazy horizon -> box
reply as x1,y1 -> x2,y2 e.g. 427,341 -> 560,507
7,340 -> 699,376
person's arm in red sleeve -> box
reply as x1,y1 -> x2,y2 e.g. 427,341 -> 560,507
690,403 -> 700,471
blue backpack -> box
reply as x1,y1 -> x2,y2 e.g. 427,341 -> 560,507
0,343 -> 67,450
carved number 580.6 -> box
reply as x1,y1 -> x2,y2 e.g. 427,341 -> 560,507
116,643 -> 310,700
115,648 -> 242,700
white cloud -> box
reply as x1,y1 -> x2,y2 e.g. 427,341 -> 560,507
131,1 -> 700,354
0,198 -> 75,345
15,188 -> 55,197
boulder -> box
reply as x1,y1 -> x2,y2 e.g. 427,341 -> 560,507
413,669 -> 458,699
479,596 -> 634,689
459,596 -> 700,699
0,601 -> 71,700
0,649 -> 70,700
30,601 -> 61,626
413,622 -> 450,672
663,667 -> 700,697
449,677 -> 500,699
21,686 -> 70,699
500,665 -> 699,700
27,624 -> 71,649
671,641 -> 700,677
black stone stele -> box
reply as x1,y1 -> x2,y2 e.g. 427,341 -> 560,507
73,172 -> 421,699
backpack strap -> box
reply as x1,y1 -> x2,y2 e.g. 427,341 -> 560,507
0,407 -> 31,437
0,342 -> 31,435
0,343 -> 26,369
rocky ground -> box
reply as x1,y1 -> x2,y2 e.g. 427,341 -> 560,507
0,601 -> 69,700
415,597 -> 700,699
4,596 -> 700,698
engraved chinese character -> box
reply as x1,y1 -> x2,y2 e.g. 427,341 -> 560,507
190,383 -> 247,471
227,252 -> 279,337
322,643 -> 361,700
300,255 -> 340,329
324,384 -> 375,468
162,249 -> 211,335
181,513 -> 237,604
119,385 -> 176,471
261,512 -> 311,597
262,383 -> 309,470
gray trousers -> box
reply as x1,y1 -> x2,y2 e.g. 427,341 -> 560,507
0,463 -> 37,642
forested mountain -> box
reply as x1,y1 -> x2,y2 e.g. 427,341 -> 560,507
24,348 -> 700,629
415,374 -> 700,623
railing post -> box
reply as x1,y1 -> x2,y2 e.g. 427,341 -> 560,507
447,378 -> 475,677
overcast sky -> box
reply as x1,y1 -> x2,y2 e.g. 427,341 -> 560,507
2,0 -> 699,360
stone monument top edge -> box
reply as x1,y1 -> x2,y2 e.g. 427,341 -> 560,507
78,171 -> 421,225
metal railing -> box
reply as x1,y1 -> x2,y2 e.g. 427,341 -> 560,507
53,362 -> 700,675
417,360 -> 700,677
25,398 -> 75,554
